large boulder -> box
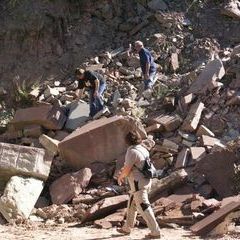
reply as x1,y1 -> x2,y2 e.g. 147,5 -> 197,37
188,59 -> 225,94
49,168 -> 92,204
0,143 -> 52,187
59,116 -> 146,169
10,105 -> 66,130
0,176 -> 44,222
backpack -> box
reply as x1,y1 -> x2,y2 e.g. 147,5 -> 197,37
132,147 -> 168,179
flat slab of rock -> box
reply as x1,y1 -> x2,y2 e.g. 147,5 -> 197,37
59,116 -> 146,169
196,151 -> 236,198
81,195 -> 128,223
148,113 -> 182,132
181,102 -> 204,132
188,59 -> 225,94
94,209 -> 125,229
0,142 -> 52,183
49,168 -> 92,204
0,176 -> 44,222
11,105 -> 66,130
65,101 -> 90,131
190,201 -> 240,236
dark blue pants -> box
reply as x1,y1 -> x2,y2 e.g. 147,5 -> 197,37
89,83 -> 106,117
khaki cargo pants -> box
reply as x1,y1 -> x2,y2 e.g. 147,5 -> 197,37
122,176 -> 160,236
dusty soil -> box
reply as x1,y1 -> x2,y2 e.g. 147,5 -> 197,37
0,224 -> 240,240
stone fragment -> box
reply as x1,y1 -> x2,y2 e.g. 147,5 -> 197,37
203,198 -> 220,208
182,93 -> 195,105
211,142 -> 226,152
190,202 -> 240,236
29,87 -> 40,98
59,116 -> 146,169
11,105 -> 66,130
81,195 -> 128,223
39,134 -> 59,156
0,143 -> 52,182
148,114 -> 183,132
170,52 -> 179,72
86,64 -> 104,71
175,148 -> 190,169
65,100 -> 90,131
148,0 -> 168,11
201,135 -> 220,147
94,209 -> 124,229
196,151 -> 236,198
188,59 -> 225,94
221,1 -> 240,19
145,124 -> 162,133
44,86 -> 59,98
190,147 -> 206,161
23,125 -> 43,138
162,139 -> 179,151
181,102 -> 204,132
182,139 -> 194,147
50,168 -> 92,204
0,176 -> 44,222
196,125 -> 215,137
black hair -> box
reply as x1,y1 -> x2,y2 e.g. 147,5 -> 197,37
75,68 -> 84,75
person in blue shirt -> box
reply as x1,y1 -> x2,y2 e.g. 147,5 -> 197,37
134,41 -> 157,91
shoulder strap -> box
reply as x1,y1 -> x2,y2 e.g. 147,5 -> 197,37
131,146 -> 148,173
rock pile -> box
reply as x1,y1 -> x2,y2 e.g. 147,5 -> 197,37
0,0 -> 239,238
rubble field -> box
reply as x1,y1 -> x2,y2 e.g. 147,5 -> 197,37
0,0 -> 240,239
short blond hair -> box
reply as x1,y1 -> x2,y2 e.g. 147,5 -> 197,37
134,40 -> 144,48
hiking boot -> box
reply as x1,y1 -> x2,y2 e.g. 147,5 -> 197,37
144,233 -> 161,239
116,227 -> 131,235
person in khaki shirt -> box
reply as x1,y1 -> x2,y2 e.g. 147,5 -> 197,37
117,131 -> 161,239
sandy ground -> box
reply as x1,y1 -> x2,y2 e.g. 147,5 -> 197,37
0,224 -> 240,240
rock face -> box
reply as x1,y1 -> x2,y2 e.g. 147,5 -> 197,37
0,143 -> 52,183
59,115 -> 146,169
49,168 -> 92,204
11,105 -> 66,130
65,101 -> 90,131
188,59 -> 225,94
0,176 -> 44,222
